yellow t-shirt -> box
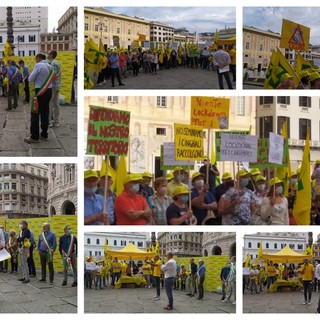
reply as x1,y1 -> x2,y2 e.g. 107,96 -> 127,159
301,263 -> 314,281
267,265 -> 277,277
142,262 -> 152,275
153,260 -> 162,277
112,261 -> 121,273
229,49 -> 236,65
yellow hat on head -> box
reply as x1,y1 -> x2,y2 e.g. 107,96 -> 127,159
290,170 -> 297,177
250,168 -> 260,176
296,167 -> 301,174
298,69 -> 311,80
142,171 -> 153,178
173,166 -> 185,173
99,163 -> 112,178
237,169 -> 250,178
172,185 -> 189,197
84,170 -> 99,179
280,72 -> 293,82
269,177 -> 282,188
255,175 -> 266,183
166,172 -> 174,180
123,173 -> 142,185
191,172 -> 204,181
222,172 -> 232,180
309,71 -> 320,82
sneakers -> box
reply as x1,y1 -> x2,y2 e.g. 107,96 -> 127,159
232,301 -> 236,305
49,122 -> 59,128
72,282 -> 77,287
308,301 -> 312,305
62,281 -> 67,286
153,296 -> 160,301
222,299 -> 229,303
18,278 -> 25,281
24,136 -> 39,144
303,301 -> 307,305
22,279 -> 30,284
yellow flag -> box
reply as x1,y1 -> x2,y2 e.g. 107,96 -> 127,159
115,156 -> 127,196
245,254 -> 251,268
257,242 -> 263,260
296,51 -> 313,75
84,64 -> 94,89
276,121 -> 291,197
4,41 -> 13,57
85,38 -> 103,73
100,159 -> 117,192
280,19 -> 310,51
214,29 -> 219,50
158,43 -> 163,64
293,128 -> 311,225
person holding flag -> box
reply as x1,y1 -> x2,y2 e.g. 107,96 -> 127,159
37,223 -> 57,284
59,225 -> 77,287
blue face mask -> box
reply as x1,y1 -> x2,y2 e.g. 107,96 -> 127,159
84,186 -> 98,194
241,178 -> 249,187
132,183 -> 140,192
181,195 -> 189,203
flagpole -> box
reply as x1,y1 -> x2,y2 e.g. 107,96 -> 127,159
103,155 -> 109,225
206,129 -> 210,185
188,161 -> 192,225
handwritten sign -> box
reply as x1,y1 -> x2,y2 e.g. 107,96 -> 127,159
174,123 -> 205,160
269,133 -> 284,165
160,145 -> 194,170
220,134 -> 258,162
215,130 -> 249,161
86,105 -> 130,156
139,34 -> 146,41
191,97 -> 230,129
163,142 -> 193,166
250,138 -> 289,169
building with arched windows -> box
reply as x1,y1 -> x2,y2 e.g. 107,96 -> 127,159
202,232 -> 236,258
46,164 -> 77,216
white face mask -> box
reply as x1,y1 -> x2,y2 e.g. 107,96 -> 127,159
275,186 -> 283,195
195,179 -> 204,188
132,183 -> 140,193
257,184 -> 266,191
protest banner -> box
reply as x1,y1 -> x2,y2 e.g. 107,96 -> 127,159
220,134 -> 258,163
86,105 -> 130,156
171,42 -> 178,50
191,96 -> 230,129
0,249 -> 11,262
143,41 -> 150,49
268,132 -> 284,165
215,130 -> 249,161
133,40 -> 140,48
160,145 -> 194,170
163,142 -> 194,166
250,138 -> 289,168
174,123 -> 205,161
139,34 -> 147,41
280,19 -> 310,51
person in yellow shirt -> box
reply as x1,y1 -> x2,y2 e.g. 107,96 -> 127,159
300,258 -> 314,305
148,255 -> 162,300
111,257 -> 121,287
142,257 -> 152,288
228,45 -> 236,82
121,260 -> 127,274
266,261 -> 277,290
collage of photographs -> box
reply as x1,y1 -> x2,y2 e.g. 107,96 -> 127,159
0,1 -> 320,318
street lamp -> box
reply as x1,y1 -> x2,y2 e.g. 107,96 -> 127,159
99,17 -> 105,40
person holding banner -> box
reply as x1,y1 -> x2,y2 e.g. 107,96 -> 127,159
114,173 -> 153,225
166,186 -> 196,225
190,172 -> 218,225
59,225 -> 77,287
223,170 -> 255,225
260,177 -> 289,225
84,170 -> 109,225
25,53 -> 53,143
6,60 -> 21,111
48,51 -> 61,128
37,223 -> 57,284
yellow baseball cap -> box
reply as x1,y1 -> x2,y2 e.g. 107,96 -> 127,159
269,177 -> 282,188
237,169 -> 250,178
123,173 -> 142,185
255,175 -> 266,183
191,172 -> 204,181
173,166 -> 185,173
142,171 -> 153,178
166,172 -> 174,180
172,186 -> 189,197
84,170 -> 99,180
250,168 -> 260,176
290,170 -> 297,177
222,172 -> 232,180
298,70 -> 311,79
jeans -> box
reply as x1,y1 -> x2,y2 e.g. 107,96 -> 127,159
250,278 -> 257,293
85,271 -> 92,288
303,280 -> 312,302
165,277 -> 175,307
198,277 -> 205,299
154,276 -> 160,296
267,276 -> 276,289
24,78 -> 30,102
27,245 -> 36,276
39,250 -> 54,282
111,68 -> 122,86
30,88 -> 52,140
95,275 -> 101,289
7,83 -> 18,108
112,272 -> 120,286
217,70 -> 233,89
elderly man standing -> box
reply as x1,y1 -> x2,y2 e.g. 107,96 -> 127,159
114,173 -> 152,225
84,170 -> 109,225
17,220 -> 31,283
197,259 -> 206,300
161,252 -> 177,310
59,225 -> 77,287
38,223 -> 56,284
6,60 -> 21,110
213,45 -> 233,89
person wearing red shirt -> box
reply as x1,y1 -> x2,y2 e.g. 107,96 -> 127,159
115,173 -> 153,225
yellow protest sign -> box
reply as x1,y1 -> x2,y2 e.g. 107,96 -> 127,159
174,123 -> 205,160
133,40 -> 140,48
280,19 -> 310,51
191,96 -> 230,129
139,34 -> 146,41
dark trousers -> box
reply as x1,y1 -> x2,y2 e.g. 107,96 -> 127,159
165,277 -> 175,307
198,277 -> 205,298
85,271 -> 92,288
30,88 -> 52,140
97,68 -> 107,84
303,280 -> 312,302
7,83 -> 18,108
24,78 -> 30,102
154,276 -> 160,296
0,259 -> 8,271
111,68 -> 122,86
218,71 -> 233,89
230,64 -> 236,82
27,245 -> 36,276
39,250 -> 54,282
111,272 -> 120,286
10,254 -> 18,272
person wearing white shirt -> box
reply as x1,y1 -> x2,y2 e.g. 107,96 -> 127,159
161,252 -> 177,310
212,45 -> 233,89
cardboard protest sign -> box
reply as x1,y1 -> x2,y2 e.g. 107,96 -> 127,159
191,97 -> 230,129
163,142 -> 193,166
160,145 -> 194,170
174,123 -> 205,161
86,105 -> 130,156
268,132 -> 284,165
220,134 -> 258,163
